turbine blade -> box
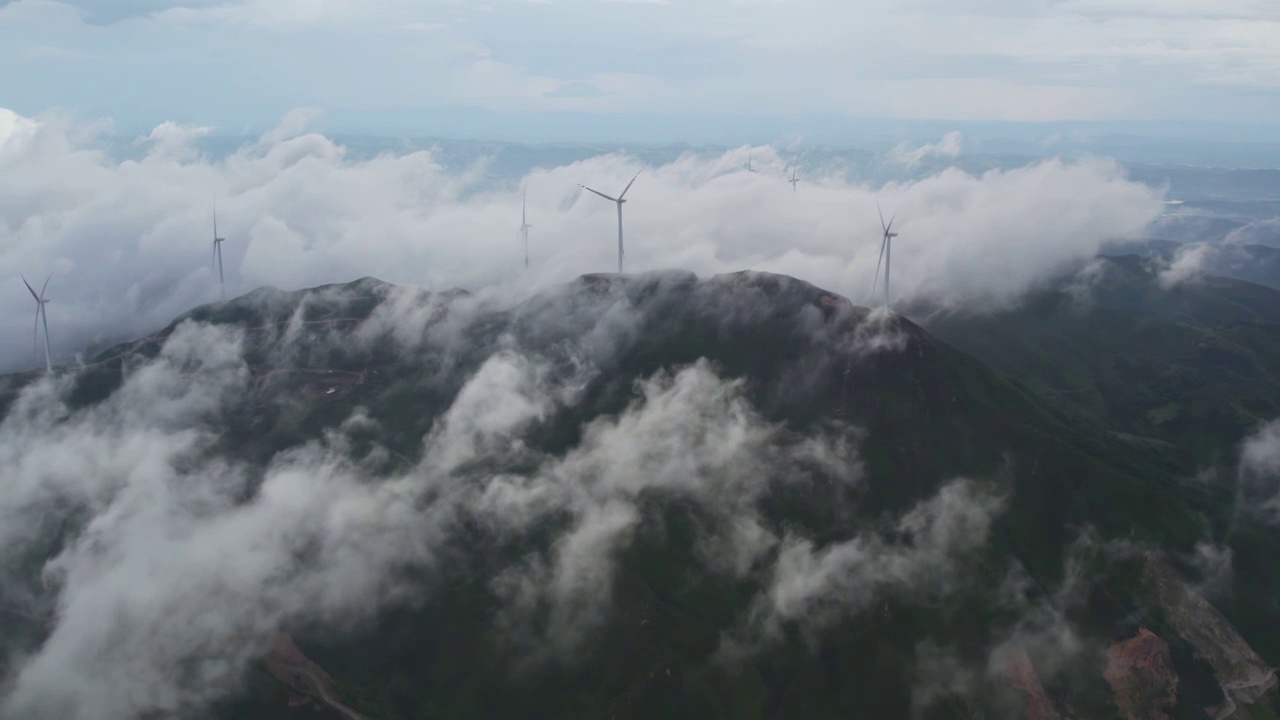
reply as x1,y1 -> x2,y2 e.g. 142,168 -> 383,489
618,162 -> 647,200
877,201 -> 886,232
579,185 -> 618,202
40,274 -> 51,301
886,211 -> 898,235
21,274 -> 39,302
33,307 -> 39,364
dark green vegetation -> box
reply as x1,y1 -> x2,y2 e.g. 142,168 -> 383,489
917,254 -> 1280,667
7,265 -> 1280,719
917,254 -> 1280,470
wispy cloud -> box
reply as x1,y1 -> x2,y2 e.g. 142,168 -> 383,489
886,131 -> 963,168
0,271 -> 981,718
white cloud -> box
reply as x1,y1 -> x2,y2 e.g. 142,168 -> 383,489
887,131 -> 963,169
1157,242 -> 1211,288
0,107 -> 1165,372
1238,419 -> 1280,524
723,478 -> 1004,655
0,297 -> 886,717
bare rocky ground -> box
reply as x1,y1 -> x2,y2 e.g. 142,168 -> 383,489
1104,627 -> 1178,720
1142,552 -> 1278,718
263,632 -> 364,720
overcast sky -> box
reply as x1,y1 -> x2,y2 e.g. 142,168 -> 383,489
2,0 -> 1280,133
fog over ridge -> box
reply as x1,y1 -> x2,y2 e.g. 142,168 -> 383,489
0,278 -> 1013,720
0,106 -> 1165,373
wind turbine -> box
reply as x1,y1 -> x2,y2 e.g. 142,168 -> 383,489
870,202 -> 899,309
519,186 -> 533,269
21,274 -> 52,373
212,198 -> 226,302
788,159 -> 800,192
579,162 -> 647,274
747,148 -> 755,173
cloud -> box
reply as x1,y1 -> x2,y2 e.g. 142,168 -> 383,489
1237,418 -> 1280,524
0,0 -> 226,25
726,478 -> 1005,653
6,0 -> 1280,124
886,131 -> 963,168
543,81 -> 609,99
1156,241 -> 1211,288
0,107 -> 1166,373
0,279 -> 897,718
0,250 -> 1056,719
1190,540 -> 1233,601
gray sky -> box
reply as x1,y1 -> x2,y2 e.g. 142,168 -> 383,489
2,0 -> 1280,132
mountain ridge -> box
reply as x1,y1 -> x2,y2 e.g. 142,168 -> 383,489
2,268 -> 1278,719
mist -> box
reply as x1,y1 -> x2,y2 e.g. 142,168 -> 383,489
0,275 -> 1018,719
0,106 -> 1166,372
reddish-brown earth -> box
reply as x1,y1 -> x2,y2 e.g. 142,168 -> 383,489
1104,627 -> 1178,720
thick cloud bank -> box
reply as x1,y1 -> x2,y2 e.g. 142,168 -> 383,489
0,107 -> 1165,372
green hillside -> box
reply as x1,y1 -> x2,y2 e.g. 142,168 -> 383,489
917,255 -> 1280,667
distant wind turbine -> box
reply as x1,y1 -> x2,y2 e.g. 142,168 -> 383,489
869,202 -> 899,309
747,149 -> 755,173
789,159 -> 800,192
21,274 -> 52,373
519,186 -> 533,269
579,162 -> 647,274
212,198 -> 226,302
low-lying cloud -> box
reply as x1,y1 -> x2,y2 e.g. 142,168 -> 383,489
0,292 -> 1009,719
1237,418 -> 1280,524
0,106 -> 1166,372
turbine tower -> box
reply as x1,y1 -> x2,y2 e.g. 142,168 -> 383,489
747,149 -> 755,173
519,186 -> 533,269
870,202 -> 899,309
212,198 -> 226,302
789,160 -> 800,192
22,274 -> 52,373
579,162 -> 647,274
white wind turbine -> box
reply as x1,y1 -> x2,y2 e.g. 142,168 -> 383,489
519,186 -> 533,269
870,202 -> 900,309
212,198 -> 227,302
21,274 -> 52,373
579,162 -> 647,274
788,159 -> 800,191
